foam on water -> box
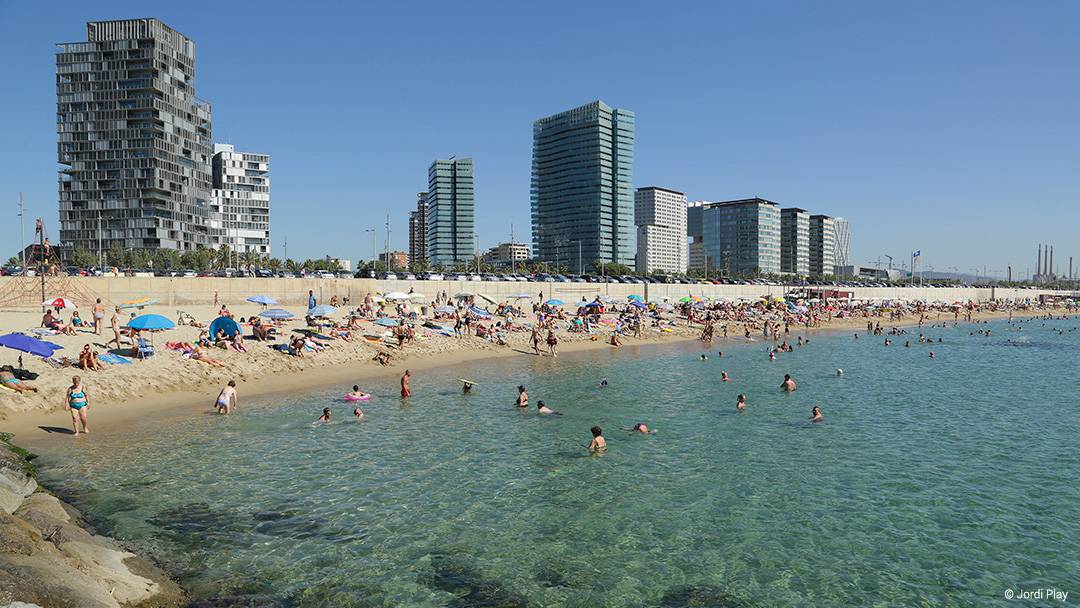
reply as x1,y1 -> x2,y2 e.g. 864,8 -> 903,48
36,317 -> 1080,606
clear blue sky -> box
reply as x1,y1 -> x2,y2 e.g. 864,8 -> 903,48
2,0 -> 1078,278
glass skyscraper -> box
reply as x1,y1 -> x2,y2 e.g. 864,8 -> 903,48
531,100 -> 635,270
701,198 -> 781,276
426,158 -> 475,267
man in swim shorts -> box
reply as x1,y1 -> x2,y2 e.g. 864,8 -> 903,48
781,374 -> 797,392
400,370 -> 411,398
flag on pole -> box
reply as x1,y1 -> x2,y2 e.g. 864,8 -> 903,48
912,250 -> 921,259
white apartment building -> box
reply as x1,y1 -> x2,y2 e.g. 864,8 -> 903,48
635,187 -> 688,274
209,144 -> 270,255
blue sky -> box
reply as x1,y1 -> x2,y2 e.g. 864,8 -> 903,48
1,0 -> 1078,278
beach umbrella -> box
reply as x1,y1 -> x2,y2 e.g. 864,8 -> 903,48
585,301 -> 602,308
629,300 -> 647,309
409,293 -> 427,300
509,294 -> 533,300
468,305 -> 492,318
659,303 -> 675,312
308,304 -> 338,317
259,308 -> 295,320
435,305 -> 455,314
453,292 -> 473,299
42,297 -> 76,309
384,292 -> 411,300
599,295 -> 617,304
246,295 -> 278,306
0,333 -> 63,358
627,294 -> 644,302
545,299 -> 565,306
119,298 -> 158,309
678,296 -> 693,303
374,317 -> 400,327
128,314 -> 175,331
476,293 -> 496,304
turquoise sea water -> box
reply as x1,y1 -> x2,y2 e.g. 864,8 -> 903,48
34,317 -> 1080,607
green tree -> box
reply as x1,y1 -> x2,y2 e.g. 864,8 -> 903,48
71,247 -> 97,268
6,256 -> 19,267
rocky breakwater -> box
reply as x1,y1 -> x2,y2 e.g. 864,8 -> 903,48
0,437 -> 185,608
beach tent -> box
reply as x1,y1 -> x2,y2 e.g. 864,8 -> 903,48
259,309 -> 295,320
209,316 -> 241,340
0,333 -> 63,357
246,295 -> 278,306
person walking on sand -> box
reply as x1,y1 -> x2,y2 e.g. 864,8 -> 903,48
400,369 -> 411,398
215,380 -> 238,414
308,290 -> 317,310
546,329 -> 559,357
92,298 -> 105,335
65,376 -> 90,436
781,374 -> 797,392
106,306 -> 122,350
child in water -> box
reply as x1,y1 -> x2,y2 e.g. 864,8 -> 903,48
353,407 -> 364,419
588,426 -> 606,452
315,408 -> 331,423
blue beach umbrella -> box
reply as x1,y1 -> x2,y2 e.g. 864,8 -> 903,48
128,314 -> 176,331
246,295 -> 278,306
585,301 -> 602,308
468,305 -> 492,319
259,308 -> 295,320
627,294 -> 644,302
0,333 -> 63,358
629,300 -> 647,309
308,304 -> 338,317
209,316 -> 241,339
545,299 -> 565,306
374,318 -> 400,327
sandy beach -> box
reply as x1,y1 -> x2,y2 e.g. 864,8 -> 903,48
0,294 -> 1042,451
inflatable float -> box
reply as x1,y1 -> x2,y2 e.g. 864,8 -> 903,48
344,393 -> 372,402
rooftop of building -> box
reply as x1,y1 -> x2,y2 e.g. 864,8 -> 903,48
781,207 -> 808,213
636,186 -> 685,196
707,197 -> 781,208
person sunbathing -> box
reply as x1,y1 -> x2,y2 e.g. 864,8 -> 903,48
191,346 -> 225,367
78,345 -> 104,371
0,369 -> 38,393
230,332 -> 247,352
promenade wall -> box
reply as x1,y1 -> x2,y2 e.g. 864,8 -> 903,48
0,276 -> 1075,308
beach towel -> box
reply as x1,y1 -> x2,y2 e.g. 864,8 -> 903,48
98,352 -> 132,365
31,328 -> 58,336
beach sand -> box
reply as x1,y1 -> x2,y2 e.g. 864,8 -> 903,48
0,301 -> 1032,449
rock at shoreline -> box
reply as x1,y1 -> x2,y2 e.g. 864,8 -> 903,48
0,445 -> 187,608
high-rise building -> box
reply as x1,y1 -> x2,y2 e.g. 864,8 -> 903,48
634,187 -> 687,274
209,144 -> 270,256
408,192 -> 428,268
483,242 -> 531,267
426,158 -> 475,266
832,217 -> 851,271
686,201 -> 710,270
809,214 -> 836,276
531,100 -> 635,270
780,207 -> 810,276
57,19 -> 213,256
701,198 -> 781,276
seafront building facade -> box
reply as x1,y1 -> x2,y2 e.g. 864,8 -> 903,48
484,242 -> 531,267
408,192 -> 428,268
701,198 -> 781,276
780,207 -> 810,276
634,187 -> 688,274
809,214 -> 837,276
426,158 -> 475,267
686,201 -> 709,270
57,18 -> 214,256
531,100 -> 635,269
208,144 -> 270,255
832,217 -> 851,272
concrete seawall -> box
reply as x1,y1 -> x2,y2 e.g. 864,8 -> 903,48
0,276 -> 1074,308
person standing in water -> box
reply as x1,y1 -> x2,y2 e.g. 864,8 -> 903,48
65,376 -> 90,436
462,380 -> 473,394
736,394 -> 747,410
316,408 -> 331,423
587,426 -> 606,452
536,400 -> 558,415
810,406 -> 823,422
400,370 -> 411,398
515,385 -> 529,408
215,380 -> 238,414
781,374 -> 797,392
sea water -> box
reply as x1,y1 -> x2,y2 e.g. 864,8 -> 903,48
34,317 -> 1080,607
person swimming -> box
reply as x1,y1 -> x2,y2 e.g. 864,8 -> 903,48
537,400 -> 559,415
700,354 -> 708,361
736,394 -> 746,410
348,385 -> 368,399
810,406 -> 823,423
316,408 -> 331,423
632,422 -> 650,433
717,351 -> 723,357
836,368 -> 843,376
587,426 -> 606,452
599,379 -> 608,388
462,380 -> 473,394
781,374 -> 797,392
353,407 -> 364,418
769,351 -> 776,361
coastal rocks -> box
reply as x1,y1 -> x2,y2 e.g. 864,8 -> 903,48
0,445 -> 186,608
0,447 -> 37,515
